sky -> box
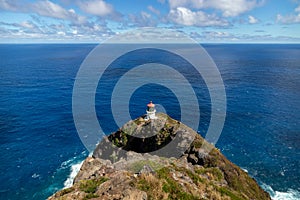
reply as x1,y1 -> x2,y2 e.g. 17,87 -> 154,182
0,0 -> 300,43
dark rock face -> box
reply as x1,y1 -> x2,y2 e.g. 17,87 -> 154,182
49,113 -> 271,200
93,113 -> 195,161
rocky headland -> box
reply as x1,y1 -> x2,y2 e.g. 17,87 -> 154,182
49,113 -> 270,200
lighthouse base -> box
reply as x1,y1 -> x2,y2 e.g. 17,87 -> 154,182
145,110 -> 157,120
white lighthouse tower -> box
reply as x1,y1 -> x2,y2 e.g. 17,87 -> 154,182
145,101 -> 157,120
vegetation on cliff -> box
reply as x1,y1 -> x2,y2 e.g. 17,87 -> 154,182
49,113 -> 270,200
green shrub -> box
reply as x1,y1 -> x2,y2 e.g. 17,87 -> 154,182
129,160 -> 162,172
59,187 -> 74,196
83,193 -> 99,200
156,167 -> 198,200
137,179 -> 151,191
79,177 -> 109,194
195,167 -> 223,181
219,187 -> 244,200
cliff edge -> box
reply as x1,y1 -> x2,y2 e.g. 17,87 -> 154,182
49,113 -> 270,200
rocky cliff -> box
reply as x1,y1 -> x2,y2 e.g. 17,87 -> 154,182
49,113 -> 270,200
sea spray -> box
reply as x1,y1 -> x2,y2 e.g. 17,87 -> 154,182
261,182 -> 300,200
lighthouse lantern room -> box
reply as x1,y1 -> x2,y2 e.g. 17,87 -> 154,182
145,101 -> 157,120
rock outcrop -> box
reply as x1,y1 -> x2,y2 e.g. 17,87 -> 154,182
49,113 -> 270,200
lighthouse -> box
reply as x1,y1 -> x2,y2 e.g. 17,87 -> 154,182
145,101 -> 157,120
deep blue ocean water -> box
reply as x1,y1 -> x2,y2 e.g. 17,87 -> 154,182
0,44 -> 299,199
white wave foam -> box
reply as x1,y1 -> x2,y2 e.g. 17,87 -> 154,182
261,182 -> 300,200
63,160 -> 84,188
273,190 -> 300,200
60,151 -> 87,169
31,173 -> 40,179
62,151 -> 90,188
241,167 -> 248,173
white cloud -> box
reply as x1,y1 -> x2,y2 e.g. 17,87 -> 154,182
248,15 -> 258,24
148,5 -> 160,15
69,8 -> 75,14
277,13 -> 300,24
190,31 -> 237,41
168,7 -> 229,26
157,0 -> 166,4
141,11 -> 151,19
0,0 -> 86,24
210,0 -> 262,17
127,11 -> 157,27
168,0 -> 264,17
0,0 -> 20,11
77,0 -> 114,16
0,0 -> 116,42
0,21 -> 38,31
33,1 -> 87,24
0,19 -> 115,42
204,31 -> 232,38
72,29 -> 78,34
57,31 -> 66,36
33,1 -> 74,19
277,3 -> 300,24
168,0 -> 196,9
20,21 -> 35,29
190,30 -> 300,42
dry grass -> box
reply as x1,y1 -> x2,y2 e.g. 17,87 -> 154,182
137,173 -> 166,200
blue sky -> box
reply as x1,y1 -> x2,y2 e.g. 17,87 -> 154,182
0,0 -> 300,43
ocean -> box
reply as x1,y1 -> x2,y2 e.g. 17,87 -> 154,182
0,44 -> 299,200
